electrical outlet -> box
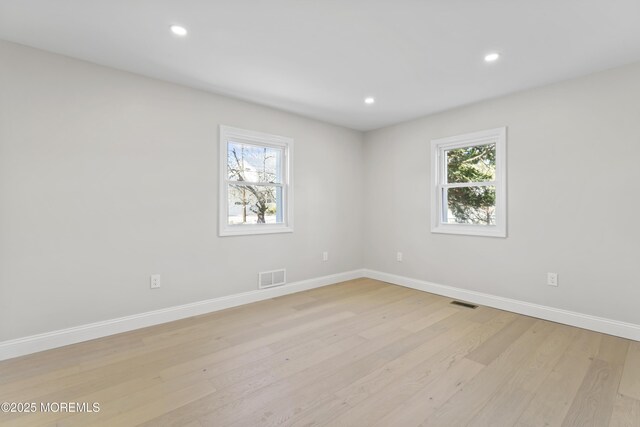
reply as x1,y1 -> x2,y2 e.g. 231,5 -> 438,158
547,272 -> 558,287
322,251 -> 329,262
396,252 -> 403,262
150,274 -> 161,289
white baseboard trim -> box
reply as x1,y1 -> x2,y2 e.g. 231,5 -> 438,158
5,267 -> 636,361
363,269 -> 640,342
0,269 -> 365,362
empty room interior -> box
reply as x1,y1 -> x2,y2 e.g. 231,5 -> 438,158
2,1 -> 640,426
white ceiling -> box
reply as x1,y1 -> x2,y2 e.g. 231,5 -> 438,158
1,1 -> 640,131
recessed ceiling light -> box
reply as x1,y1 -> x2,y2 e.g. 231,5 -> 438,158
484,52 -> 500,62
170,25 -> 188,37
364,97 -> 375,105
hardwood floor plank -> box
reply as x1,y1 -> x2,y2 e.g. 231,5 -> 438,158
422,319 -> 555,426
91,380 -> 216,427
330,358 -> 486,427
205,310 -> 477,427
398,305 -> 460,334
619,341 -> 640,400
194,328 -> 418,426
561,359 -> 621,427
223,307 -> 493,427
598,335 -> 631,365
138,331 -> 389,426
337,310 -> 513,410
467,324 -> 577,427
337,315 -> 481,407
356,296 -> 443,339
514,329 -> 602,427
0,335 -> 230,402
370,312 -> 517,427
288,396 -> 354,427
158,290 -> 414,383
609,394 -> 640,427
562,336 -> 629,427
324,314 -> 508,426
465,315 -> 536,365
264,291 -> 429,355
467,305 -> 502,323
373,358 -> 485,427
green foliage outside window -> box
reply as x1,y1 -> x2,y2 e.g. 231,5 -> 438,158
445,144 -> 496,225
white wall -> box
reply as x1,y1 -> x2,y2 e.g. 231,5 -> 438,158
364,61 -> 640,325
0,40 -> 364,341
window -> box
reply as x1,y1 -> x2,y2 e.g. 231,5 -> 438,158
219,126 -> 293,236
431,127 -> 506,237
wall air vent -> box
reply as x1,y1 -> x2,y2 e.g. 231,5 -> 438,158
450,300 -> 478,309
258,269 -> 286,289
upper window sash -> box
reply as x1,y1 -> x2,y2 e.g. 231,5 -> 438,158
227,139 -> 285,185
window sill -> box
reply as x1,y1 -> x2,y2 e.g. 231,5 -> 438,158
219,225 -> 294,237
431,224 -> 506,238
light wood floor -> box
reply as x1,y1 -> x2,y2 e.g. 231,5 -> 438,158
1,279 -> 639,426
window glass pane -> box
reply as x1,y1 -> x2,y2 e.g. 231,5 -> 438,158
443,186 -> 496,225
446,143 -> 495,183
227,141 -> 283,184
228,184 -> 283,225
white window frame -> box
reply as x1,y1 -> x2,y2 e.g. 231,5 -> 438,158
430,127 -> 507,237
219,125 -> 294,237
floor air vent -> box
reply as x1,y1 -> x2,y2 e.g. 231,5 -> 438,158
259,269 -> 286,289
450,300 -> 478,309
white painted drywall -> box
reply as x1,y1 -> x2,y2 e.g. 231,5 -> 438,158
0,40 -> 364,340
363,61 -> 640,325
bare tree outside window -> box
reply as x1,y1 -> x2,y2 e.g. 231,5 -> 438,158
219,126 -> 293,237
227,142 -> 282,224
